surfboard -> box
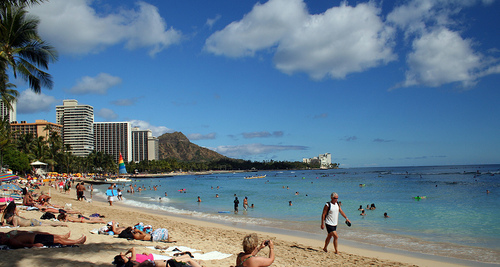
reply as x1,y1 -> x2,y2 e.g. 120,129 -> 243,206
218,211 -> 231,213
106,189 -> 118,196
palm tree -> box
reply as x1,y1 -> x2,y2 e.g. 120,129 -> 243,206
17,132 -> 35,158
57,144 -> 73,173
0,4 -> 57,95
0,69 -> 18,110
0,117 -> 15,169
1,1 -> 47,9
46,131 -> 62,171
32,135 -> 47,161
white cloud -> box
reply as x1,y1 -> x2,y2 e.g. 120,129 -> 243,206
68,73 -> 122,95
28,0 -> 182,56
111,97 -> 143,106
97,108 -> 118,120
242,131 -> 283,138
313,113 -> 328,119
123,2 -> 183,57
402,28 -> 483,88
275,2 -> 395,80
386,0 -> 434,35
17,90 -> 58,114
205,0 -> 307,57
213,143 -> 307,157
387,0 -> 500,88
188,133 -> 216,140
205,14 -> 221,29
128,119 -> 172,137
204,0 -> 395,80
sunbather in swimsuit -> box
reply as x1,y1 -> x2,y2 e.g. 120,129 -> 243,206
130,228 -> 174,243
0,230 -> 85,248
7,214 -> 67,227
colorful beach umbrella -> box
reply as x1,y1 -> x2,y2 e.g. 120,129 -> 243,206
0,173 -> 19,182
0,183 -> 22,191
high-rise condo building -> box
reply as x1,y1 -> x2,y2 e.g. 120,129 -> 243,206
303,153 -> 332,169
93,122 -> 132,163
319,153 -> 332,169
131,127 -> 159,162
56,100 -> 94,157
0,100 -> 16,122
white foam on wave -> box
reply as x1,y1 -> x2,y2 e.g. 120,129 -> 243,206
119,196 -> 270,226
343,227 -> 500,264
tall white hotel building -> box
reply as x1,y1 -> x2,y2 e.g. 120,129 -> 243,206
131,127 -> 159,162
56,99 -> 158,164
0,100 -> 16,122
93,122 -> 132,163
56,100 -> 94,157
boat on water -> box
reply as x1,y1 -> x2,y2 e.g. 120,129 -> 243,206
79,153 -> 132,184
105,177 -> 132,183
77,177 -> 132,184
244,174 -> 267,179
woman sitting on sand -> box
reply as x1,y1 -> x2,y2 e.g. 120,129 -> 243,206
112,247 -> 201,267
57,213 -> 106,224
1,202 -> 67,227
236,233 -> 275,267
119,227 -> 175,243
22,191 -> 36,206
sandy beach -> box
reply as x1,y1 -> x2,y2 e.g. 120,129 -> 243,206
0,185 -> 466,267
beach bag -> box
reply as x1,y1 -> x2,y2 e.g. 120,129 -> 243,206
167,259 -> 188,267
40,212 -> 56,220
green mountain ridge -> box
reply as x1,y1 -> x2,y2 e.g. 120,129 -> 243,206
157,131 -> 228,162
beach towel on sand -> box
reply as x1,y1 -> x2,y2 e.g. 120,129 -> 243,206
151,228 -> 169,242
146,246 -> 231,260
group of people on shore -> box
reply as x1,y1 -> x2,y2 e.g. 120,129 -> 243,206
0,181 -> 204,266
1,183 -> 276,267
2,177 -> 365,266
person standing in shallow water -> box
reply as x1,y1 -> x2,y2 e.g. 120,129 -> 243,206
320,192 -> 350,254
234,197 -> 239,213
243,197 -> 248,211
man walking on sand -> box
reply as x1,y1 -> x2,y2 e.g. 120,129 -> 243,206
320,192 -> 350,254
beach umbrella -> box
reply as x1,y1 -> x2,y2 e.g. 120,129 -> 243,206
0,173 -> 19,182
0,183 -> 22,191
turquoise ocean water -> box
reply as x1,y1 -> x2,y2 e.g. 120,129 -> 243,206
92,164 -> 499,264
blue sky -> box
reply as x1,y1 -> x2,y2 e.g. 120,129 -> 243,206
12,0 -> 500,167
